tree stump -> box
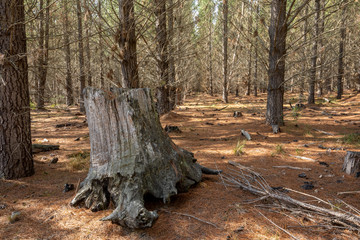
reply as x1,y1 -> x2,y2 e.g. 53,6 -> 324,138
342,151 -> 360,175
70,88 -> 219,229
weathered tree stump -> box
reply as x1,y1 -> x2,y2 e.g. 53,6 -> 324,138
342,151 -> 360,175
70,88 -> 219,229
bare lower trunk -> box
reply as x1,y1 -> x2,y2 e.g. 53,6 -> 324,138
266,0 -> 287,126
71,88 -> 218,228
76,0 -> 86,112
0,0 -> 34,179
63,0 -> 73,106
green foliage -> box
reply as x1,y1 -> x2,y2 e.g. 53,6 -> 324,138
295,148 -> 304,155
291,106 -> 301,121
342,133 -> 360,145
234,140 -> 246,156
272,144 -> 285,156
67,151 -> 90,171
29,101 -> 36,109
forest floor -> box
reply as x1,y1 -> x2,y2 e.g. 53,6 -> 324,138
1,91 -> 360,240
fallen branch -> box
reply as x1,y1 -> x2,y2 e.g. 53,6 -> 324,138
256,132 -> 268,139
272,166 -> 311,171
214,105 -> 228,111
313,129 -> 334,136
159,209 -> 221,229
289,155 -> 317,162
223,161 -> 360,232
337,191 -> 360,195
256,209 -> 300,240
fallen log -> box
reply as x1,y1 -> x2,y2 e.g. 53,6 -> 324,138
32,144 -> 60,153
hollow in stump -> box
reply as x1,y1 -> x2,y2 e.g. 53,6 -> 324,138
342,151 -> 360,176
70,88 -> 218,229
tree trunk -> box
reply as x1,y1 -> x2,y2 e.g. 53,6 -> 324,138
76,0 -> 86,112
98,1 -> 105,89
299,3 -> 308,101
154,0 -> 171,114
336,1 -> 347,99
118,0 -> 139,88
222,0 -> 229,103
36,0 -> 50,109
70,88 -> 218,228
63,0 -> 73,106
0,0 -> 34,179
84,0 -> 92,87
209,6 -> 213,96
266,0 -> 287,126
308,0 -> 320,104
342,151 -> 360,176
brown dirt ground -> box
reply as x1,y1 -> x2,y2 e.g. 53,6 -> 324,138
1,91 -> 360,240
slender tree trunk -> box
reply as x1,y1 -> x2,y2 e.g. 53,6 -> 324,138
337,1 -> 347,99
84,0 -> 92,87
118,0 -> 139,88
246,10 -> 252,96
36,0 -> 50,109
266,0 -> 287,126
254,5 -> 259,97
76,0 -> 86,112
308,0 -> 320,104
63,0 -> 73,106
0,0 -> 34,179
99,1 -> 105,89
222,0 -> 229,103
299,4 -> 308,101
168,0 -> 176,109
209,8 -> 213,96
155,0 -> 170,114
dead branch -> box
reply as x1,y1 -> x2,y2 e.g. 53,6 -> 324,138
223,161 -> 360,232
255,209 -> 300,240
289,155 -> 317,162
214,105 -> 228,111
159,209 -> 221,229
272,166 -> 311,171
313,129 -> 334,136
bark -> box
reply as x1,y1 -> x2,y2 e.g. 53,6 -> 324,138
246,11 -> 252,96
0,0 -> 34,179
167,0 -> 176,87
76,0 -> 86,112
254,5 -> 259,97
154,0 -> 171,114
222,0 -> 229,103
63,0 -> 73,106
336,2 -> 347,99
300,4 -> 308,100
70,88 -> 219,228
36,0 -> 50,109
84,0 -> 92,87
117,0 -> 139,88
266,0 -> 287,126
308,0 -> 320,104
99,1 -> 105,89
209,9 -> 213,96
342,151 -> 360,176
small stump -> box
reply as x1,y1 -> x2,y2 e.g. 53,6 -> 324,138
70,88 -> 217,229
342,151 -> 360,175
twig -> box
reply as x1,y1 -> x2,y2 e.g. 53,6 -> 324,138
255,209 -> 300,240
273,166 -> 311,171
289,155 -> 317,162
337,191 -> 360,195
313,129 -> 334,136
214,105 -> 228,111
159,209 -> 221,229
